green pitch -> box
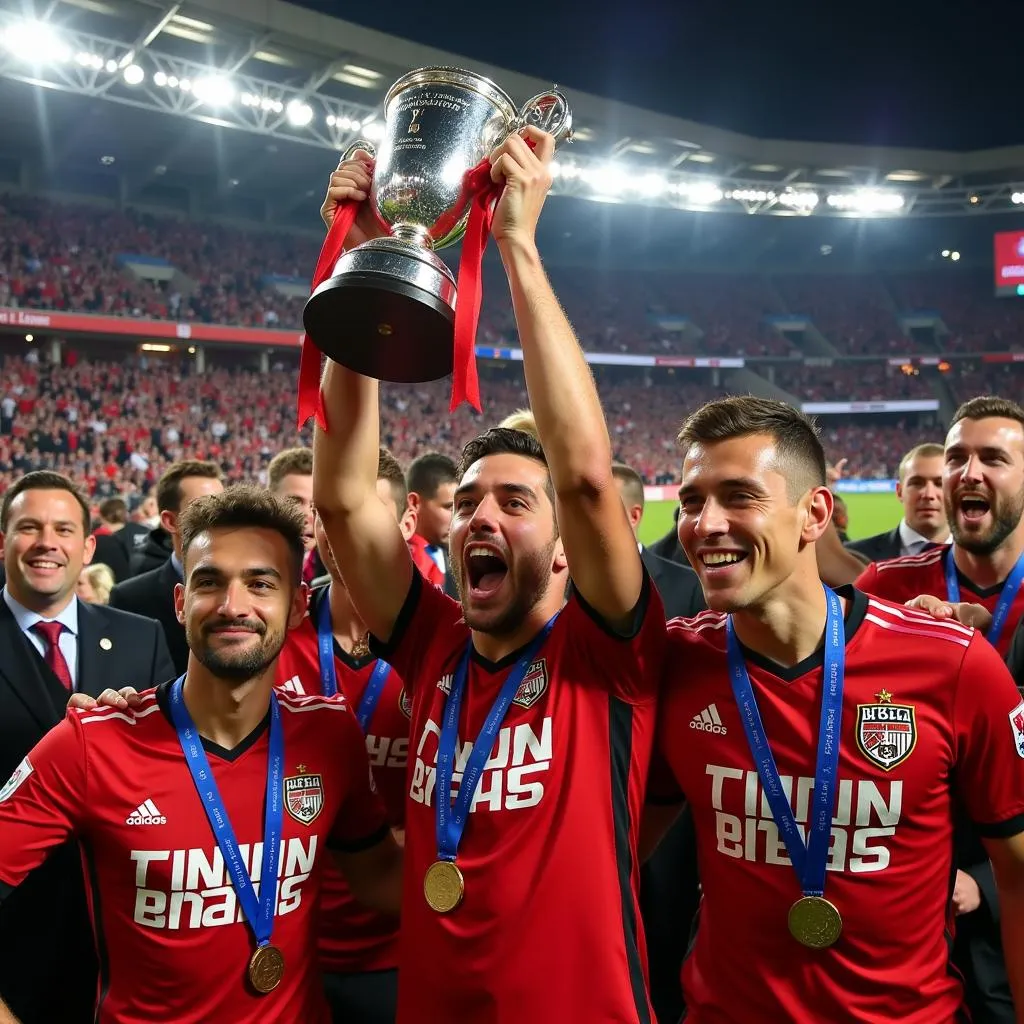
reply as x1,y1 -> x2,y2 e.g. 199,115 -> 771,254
637,492 -> 904,547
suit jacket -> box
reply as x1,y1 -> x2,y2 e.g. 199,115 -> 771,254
92,531 -> 133,583
648,524 -> 690,567
845,527 -> 903,563
0,598 -> 174,1023
108,558 -> 188,676
128,526 -> 173,577
642,547 -> 705,620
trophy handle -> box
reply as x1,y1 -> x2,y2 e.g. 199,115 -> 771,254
515,89 -> 573,144
342,139 -> 377,161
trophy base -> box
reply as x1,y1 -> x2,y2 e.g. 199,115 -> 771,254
303,239 -> 457,384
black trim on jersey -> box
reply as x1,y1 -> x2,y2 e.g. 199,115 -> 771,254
974,812 -> 1024,840
155,678 -> 271,763
954,565 -> 1006,601
327,821 -> 391,854
574,566 -> 652,641
81,836 -> 110,1024
609,696 -> 652,1024
738,585 -> 869,683
309,585 -> 377,672
369,570 -> 422,663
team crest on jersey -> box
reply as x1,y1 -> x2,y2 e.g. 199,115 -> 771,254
512,659 -> 549,709
856,691 -> 917,771
284,768 -> 324,825
0,756 -> 32,804
1009,701 -> 1024,759
398,686 -> 413,720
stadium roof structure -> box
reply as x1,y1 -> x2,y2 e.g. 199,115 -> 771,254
2,0 -> 1024,226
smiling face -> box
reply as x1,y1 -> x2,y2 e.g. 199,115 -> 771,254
175,525 -> 307,682
677,433 -> 832,612
0,487 -> 95,615
943,416 -> 1024,556
449,452 -> 564,636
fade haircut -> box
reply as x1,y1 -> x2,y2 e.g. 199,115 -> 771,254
378,447 -> 407,510
611,461 -> 645,511
949,396 -> 1024,435
677,396 -> 827,501
407,451 -> 457,500
457,427 -> 556,510
897,442 -> 945,483
267,447 -> 313,492
498,408 -> 539,439
1,470 -> 91,534
178,485 -> 307,584
157,460 -> 223,514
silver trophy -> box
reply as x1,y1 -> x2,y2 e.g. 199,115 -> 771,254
302,67 -> 572,383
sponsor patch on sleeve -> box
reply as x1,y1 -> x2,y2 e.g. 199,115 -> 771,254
0,756 -> 33,804
1009,701 -> 1024,759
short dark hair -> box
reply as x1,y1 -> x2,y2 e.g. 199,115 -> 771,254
98,497 -> 128,524
897,442 -> 945,483
157,460 -> 223,514
378,447 -> 407,511
611,461 -> 645,510
267,447 -> 313,491
178,485 -> 307,584
950,396 -> 1024,433
457,428 -> 555,508
676,396 -> 827,499
1,471 -> 91,534
407,452 -> 457,500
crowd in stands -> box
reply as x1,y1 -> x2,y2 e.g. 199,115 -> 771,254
769,361 -> 935,402
5,194 -> 1024,361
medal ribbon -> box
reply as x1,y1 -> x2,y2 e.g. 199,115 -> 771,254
169,675 -> 283,951
943,546 -> 1024,649
726,586 -> 844,899
435,615 -> 557,863
316,585 -> 391,732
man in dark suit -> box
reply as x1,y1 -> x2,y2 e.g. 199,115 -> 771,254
610,461 -> 703,1024
0,471 -> 174,1023
90,497 -> 151,582
109,461 -> 223,674
846,442 -> 949,562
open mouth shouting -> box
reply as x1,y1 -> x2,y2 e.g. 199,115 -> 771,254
956,493 -> 991,525
463,543 -> 509,601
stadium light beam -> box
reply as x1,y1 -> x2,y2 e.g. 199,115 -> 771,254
3,21 -> 71,63
286,99 -> 313,127
122,63 -> 144,86
193,75 -> 235,107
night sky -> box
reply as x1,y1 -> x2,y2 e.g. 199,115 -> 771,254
293,0 -> 1018,151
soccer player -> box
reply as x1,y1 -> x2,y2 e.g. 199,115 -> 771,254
647,396 -> 1024,1024
312,127 -> 665,1022
275,448 -> 412,1024
0,487 -> 402,1024
856,396 -> 1024,656
405,452 -> 457,588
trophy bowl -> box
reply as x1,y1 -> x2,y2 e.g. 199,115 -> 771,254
302,66 -> 572,384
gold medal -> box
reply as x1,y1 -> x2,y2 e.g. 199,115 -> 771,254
423,859 -> 465,913
788,895 -> 843,949
247,944 -> 285,994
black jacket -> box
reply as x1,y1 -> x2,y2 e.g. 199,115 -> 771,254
0,597 -> 174,1023
109,558 -> 188,675
128,526 -> 173,577
845,527 -> 904,564
642,547 -> 704,620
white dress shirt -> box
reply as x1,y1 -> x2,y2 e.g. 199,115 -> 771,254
3,587 -> 80,689
897,519 -> 952,557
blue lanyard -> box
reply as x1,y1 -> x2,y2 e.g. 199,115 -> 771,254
726,587 -> 844,897
316,586 -> 391,732
435,615 -> 557,863
168,675 -> 282,950
944,547 -> 1024,649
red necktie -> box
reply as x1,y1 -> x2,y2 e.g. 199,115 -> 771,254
32,620 -> 73,691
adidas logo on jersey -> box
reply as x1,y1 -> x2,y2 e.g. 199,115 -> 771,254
126,799 -> 166,826
690,703 -> 727,735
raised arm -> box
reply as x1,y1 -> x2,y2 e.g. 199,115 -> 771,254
310,156 -> 413,643
490,127 -> 642,630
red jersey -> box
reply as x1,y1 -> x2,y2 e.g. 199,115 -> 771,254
0,683 -> 389,1024
855,545 -> 1024,657
408,533 -> 445,587
653,588 -> 1024,1024
372,570 -> 666,1024
275,585 -> 409,974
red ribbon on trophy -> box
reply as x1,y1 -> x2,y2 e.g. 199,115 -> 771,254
297,160 -> 504,429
